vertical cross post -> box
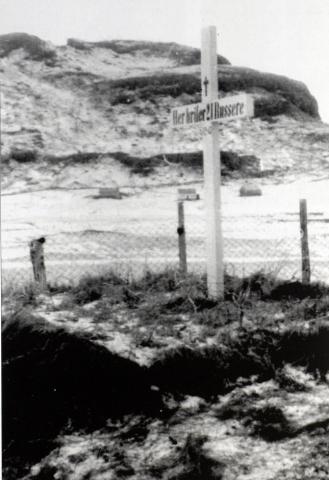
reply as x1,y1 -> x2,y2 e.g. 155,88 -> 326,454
201,26 -> 224,298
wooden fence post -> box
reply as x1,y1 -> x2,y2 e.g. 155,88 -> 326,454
299,199 -> 311,284
177,201 -> 187,274
29,237 -> 48,291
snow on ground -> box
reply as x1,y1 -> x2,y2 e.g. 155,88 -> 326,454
2,177 -> 329,286
26,377 -> 329,480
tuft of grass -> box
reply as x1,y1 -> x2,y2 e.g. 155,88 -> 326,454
216,392 -> 293,441
1,282 -> 39,310
225,270 -> 282,300
129,269 -> 198,295
215,390 -> 261,420
167,434 -> 225,480
275,367 -> 309,392
248,404 -> 293,441
283,297 -> 328,322
196,302 -> 241,329
59,272 -> 128,305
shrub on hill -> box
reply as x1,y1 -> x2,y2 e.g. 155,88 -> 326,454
0,33 -> 56,62
110,74 -> 200,103
67,38 -> 230,66
45,151 -> 100,164
111,150 -> 261,176
254,93 -> 291,117
111,151 -> 159,175
108,68 -> 318,118
9,148 -> 38,163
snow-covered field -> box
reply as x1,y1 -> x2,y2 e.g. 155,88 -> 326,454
2,177 -> 329,286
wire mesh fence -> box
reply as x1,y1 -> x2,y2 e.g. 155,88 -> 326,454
2,190 -> 329,290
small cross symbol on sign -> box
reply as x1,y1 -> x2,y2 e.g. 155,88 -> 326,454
203,77 -> 209,96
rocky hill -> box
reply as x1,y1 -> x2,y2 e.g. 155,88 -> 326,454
1,32 -> 329,192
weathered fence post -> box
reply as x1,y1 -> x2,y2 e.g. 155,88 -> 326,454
177,201 -> 187,274
299,199 -> 311,284
29,237 -> 48,291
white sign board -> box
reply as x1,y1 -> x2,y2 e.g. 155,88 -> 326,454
171,93 -> 254,128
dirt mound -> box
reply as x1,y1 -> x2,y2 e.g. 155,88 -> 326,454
150,323 -> 329,398
2,311 -> 163,460
149,329 -> 278,399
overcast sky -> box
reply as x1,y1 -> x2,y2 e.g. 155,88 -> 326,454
1,0 -> 329,122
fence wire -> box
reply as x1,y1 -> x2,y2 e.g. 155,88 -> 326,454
2,190 -> 329,290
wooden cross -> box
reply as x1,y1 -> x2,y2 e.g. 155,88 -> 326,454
171,26 -> 254,298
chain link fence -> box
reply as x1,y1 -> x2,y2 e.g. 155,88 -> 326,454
2,186 -> 329,290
